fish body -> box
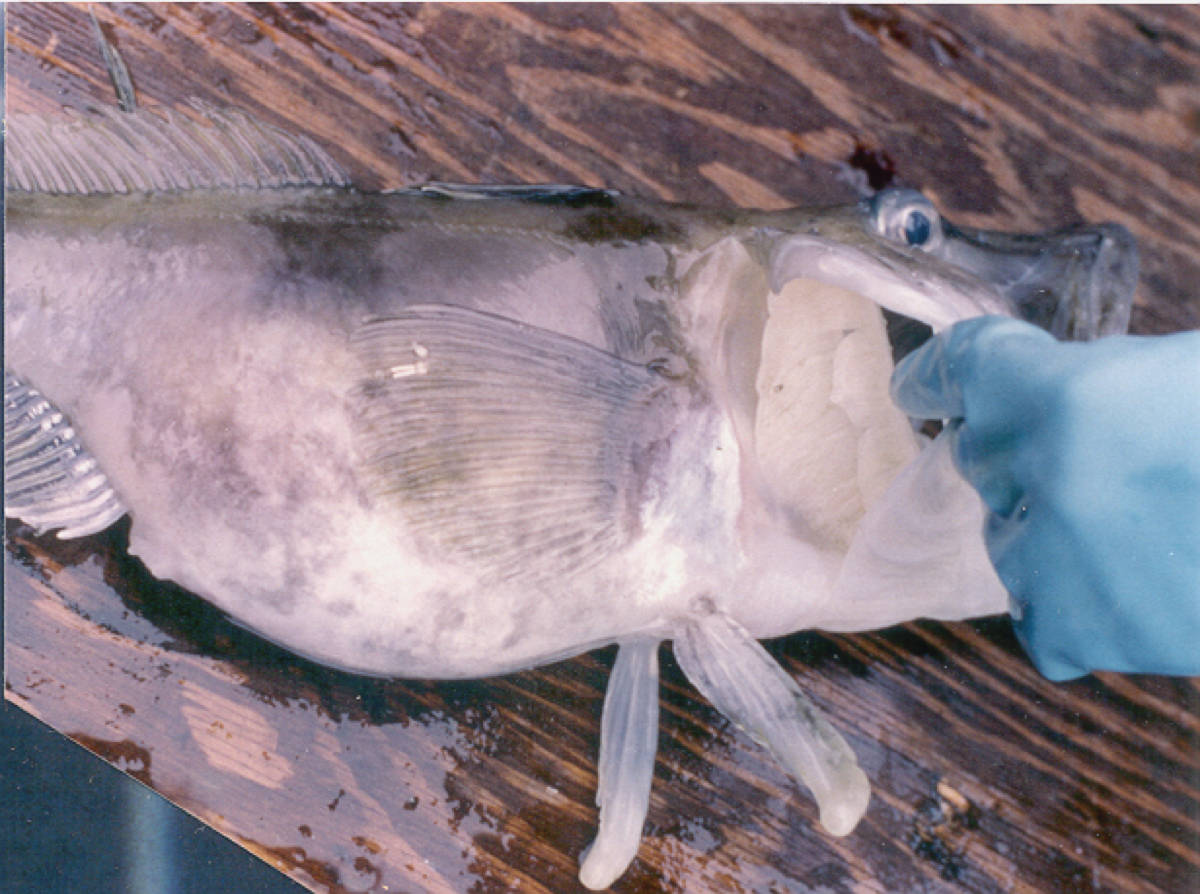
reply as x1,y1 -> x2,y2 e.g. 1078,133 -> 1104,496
4,188 -> 855,670
0,185 -> 981,675
4,108 -> 1137,888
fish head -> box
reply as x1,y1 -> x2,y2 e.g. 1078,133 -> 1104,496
765,187 -> 1138,339
712,189 -> 1137,623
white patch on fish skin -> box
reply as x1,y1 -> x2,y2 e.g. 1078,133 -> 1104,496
627,401 -> 743,612
387,342 -> 430,378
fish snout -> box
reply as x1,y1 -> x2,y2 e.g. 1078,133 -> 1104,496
941,219 -> 1138,342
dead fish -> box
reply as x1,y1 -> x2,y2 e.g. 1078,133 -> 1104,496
4,106 -> 1136,889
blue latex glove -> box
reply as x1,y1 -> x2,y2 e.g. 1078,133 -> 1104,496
891,317 -> 1200,681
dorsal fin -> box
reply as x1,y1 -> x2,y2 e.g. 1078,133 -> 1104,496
5,102 -> 351,195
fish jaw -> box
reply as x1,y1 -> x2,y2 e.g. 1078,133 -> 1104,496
766,227 -> 1010,332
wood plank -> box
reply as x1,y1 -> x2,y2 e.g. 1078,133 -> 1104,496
5,5 -> 1198,894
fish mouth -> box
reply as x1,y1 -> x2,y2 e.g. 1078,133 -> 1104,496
764,188 -> 1138,343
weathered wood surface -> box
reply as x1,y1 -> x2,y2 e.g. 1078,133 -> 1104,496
5,4 -> 1199,894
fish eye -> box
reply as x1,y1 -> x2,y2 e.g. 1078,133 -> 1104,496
904,210 -> 932,247
870,189 -> 943,252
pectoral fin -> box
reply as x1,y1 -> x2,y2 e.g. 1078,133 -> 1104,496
674,607 -> 870,837
351,305 -> 682,585
579,638 -> 661,890
4,372 -> 126,538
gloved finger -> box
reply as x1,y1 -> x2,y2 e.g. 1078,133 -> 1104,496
889,317 -> 994,419
890,316 -> 1053,420
893,317 -> 1061,519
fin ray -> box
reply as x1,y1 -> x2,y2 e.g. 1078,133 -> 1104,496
351,305 -> 680,586
5,103 -> 350,195
4,373 -> 126,538
91,9 -> 138,112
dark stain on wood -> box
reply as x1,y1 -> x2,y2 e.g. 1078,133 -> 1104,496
5,4 -> 1199,894
65,731 -> 155,787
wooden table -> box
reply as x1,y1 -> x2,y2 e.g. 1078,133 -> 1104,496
6,5 -> 1198,894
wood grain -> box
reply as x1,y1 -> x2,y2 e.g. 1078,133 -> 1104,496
5,5 -> 1199,894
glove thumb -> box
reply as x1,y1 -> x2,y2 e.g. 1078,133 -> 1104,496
890,316 -> 1054,420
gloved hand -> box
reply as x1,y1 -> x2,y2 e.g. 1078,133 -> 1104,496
891,316 -> 1200,681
